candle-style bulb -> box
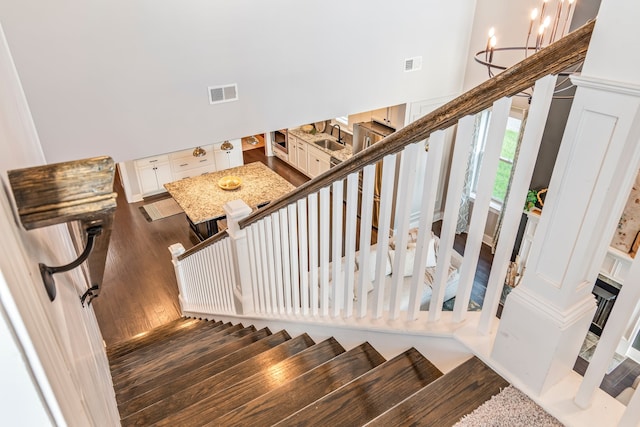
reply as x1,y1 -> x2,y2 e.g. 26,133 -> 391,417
543,15 -> 551,28
530,8 -> 538,20
490,35 -> 497,48
488,27 -> 495,38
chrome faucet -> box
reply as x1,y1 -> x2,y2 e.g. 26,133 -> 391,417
330,124 -> 344,144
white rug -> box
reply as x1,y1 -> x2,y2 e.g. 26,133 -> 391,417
141,198 -> 183,221
455,386 -> 563,426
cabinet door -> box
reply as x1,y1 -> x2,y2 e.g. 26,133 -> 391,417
137,165 -> 160,195
288,136 -> 298,166
214,150 -> 230,171
296,142 -> 307,174
307,147 -> 330,178
155,163 -> 174,187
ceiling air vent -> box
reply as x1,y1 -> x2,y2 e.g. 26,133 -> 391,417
208,84 -> 238,105
404,56 -> 423,72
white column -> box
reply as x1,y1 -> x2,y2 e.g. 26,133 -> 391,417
223,199 -> 254,315
492,75 -> 640,394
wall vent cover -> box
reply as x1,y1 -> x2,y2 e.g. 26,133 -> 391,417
404,57 -> 423,72
208,84 -> 238,104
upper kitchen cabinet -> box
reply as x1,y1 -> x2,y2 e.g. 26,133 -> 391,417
348,104 -> 407,132
371,104 -> 406,130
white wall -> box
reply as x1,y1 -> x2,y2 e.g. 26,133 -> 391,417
0,23 -> 120,426
0,0 -> 476,164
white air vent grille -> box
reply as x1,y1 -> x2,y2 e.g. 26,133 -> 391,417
404,56 -> 423,72
208,84 -> 238,104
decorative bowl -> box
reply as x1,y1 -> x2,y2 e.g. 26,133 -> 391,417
218,175 -> 242,191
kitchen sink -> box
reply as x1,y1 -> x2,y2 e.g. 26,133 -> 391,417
313,139 -> 345,151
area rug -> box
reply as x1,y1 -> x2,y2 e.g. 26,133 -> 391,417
454,385 -> 563,426
140,198 -> 183,222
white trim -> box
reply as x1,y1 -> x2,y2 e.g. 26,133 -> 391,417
571,74 -> 640,97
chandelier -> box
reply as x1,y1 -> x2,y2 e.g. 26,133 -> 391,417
474,0 -> 580,100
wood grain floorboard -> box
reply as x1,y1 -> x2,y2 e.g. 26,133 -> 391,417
106,317 -> 197,360
215,342 -> 386,427
121,333 -> 316,427
367,356 -> 508,427
276,347 -> 442,426
112,325 -> 258,389
574,355 -> 640,398
109,320 -> 225,371
170,338 -> 346,426
93,172 -> 192,346
111,322 -> 245,380
117,329 -> 292,417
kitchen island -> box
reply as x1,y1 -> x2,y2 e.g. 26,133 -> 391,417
165,161 -> 296,240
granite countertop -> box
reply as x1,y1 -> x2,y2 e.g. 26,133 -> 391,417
288,128 -> 353,163
164,162 -> 295,224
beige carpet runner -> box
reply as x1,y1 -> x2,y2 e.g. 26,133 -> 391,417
141,198 -> 183,221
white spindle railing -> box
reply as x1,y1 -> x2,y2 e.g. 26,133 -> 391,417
172,77 -> 639,424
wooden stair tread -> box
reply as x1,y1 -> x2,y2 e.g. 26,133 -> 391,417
107,317 -> 200,359
160,337 -> 347,426
112,325 -> 259,390
366,356 -> 509,426
109,320 -> 226,370
276,347 -> 443,426
215,341 -> 386,427
120,333 -> 316,427
117,329 -> 291,416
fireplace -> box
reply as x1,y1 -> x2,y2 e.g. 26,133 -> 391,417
590,275 -> 621,336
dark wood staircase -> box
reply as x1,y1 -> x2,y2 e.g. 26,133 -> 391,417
108,317 -> 509,426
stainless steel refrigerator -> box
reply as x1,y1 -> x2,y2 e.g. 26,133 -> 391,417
352,121 -> 396,230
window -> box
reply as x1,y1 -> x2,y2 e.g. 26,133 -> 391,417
469,109 -> 524,207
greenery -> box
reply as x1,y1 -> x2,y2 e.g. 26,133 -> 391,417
492,129 -> 519,202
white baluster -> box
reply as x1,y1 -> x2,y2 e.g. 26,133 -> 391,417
308,193 -> 319,316
371,154 -> 397,319
271,212 -> 285,313
255,221 -> 269,313
246,226 -> 261,313
260,218 -> 275,313
408,131 -> 445,320
356,164 -> 376,318
428,115 -> 476,322
454,97 -> 512,322
169,243 -> 187,312
343,173 -> 359,318
389,146 -> 419,320
478,76 -> 557,333
288,204 -> 301,313
298,198 -> 310,315
280,208 -> 293,313
319,187 -> 331,317
331,179 -> 344,317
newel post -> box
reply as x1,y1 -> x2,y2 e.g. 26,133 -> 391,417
168,243 -> 187,312
224,199 -> 254,315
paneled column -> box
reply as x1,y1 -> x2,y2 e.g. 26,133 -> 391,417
493,75 -> 640,394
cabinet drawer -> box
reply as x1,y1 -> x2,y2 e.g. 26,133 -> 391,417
135,154 -> 169,167
171,156 -> 213,172
172,165 -> 213,180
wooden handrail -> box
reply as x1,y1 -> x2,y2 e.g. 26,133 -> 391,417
7,156 -> 117,304
239,19 -> 595,229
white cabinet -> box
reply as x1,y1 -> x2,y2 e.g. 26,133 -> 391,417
135,155 -> 173,196
213,139 -> 243,171
288,135 -> 298,166
371,104 -> 406,130
295,138 -> 308,174
307,145 -> 330,178
169,145 -> 215,180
